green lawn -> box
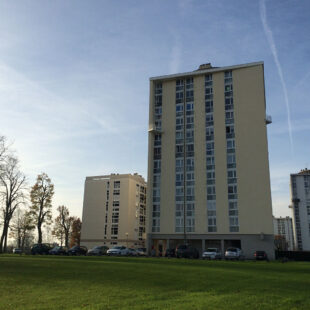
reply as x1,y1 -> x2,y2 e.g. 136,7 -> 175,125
0,255 -> 309,310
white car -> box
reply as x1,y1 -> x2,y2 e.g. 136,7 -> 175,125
136,248 -> 147,256
107,246 -> 129,256
202,248 -> 222,260
127,248 -> 138,256
225,247 -> 244,260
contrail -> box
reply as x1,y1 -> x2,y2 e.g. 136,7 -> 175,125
260,0 -> 294,155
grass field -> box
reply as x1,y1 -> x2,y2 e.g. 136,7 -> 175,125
0,255 -> 310,310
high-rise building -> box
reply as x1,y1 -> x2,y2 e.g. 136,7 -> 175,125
290,169 -> 310,250
147,62 -> 274,258
273,216 -> 295,250
80,173 -> 147,249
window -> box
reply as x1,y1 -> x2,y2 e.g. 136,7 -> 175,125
176,131 -> 183,139
228,185 -> 237,194
186,103 -> 194,111
176,103 -> 183,112
205,74 -> 212,81
113,189 -> 120,195
113,201 -> 119,207
227,139 -> 235,149
111,225 -> 118,235
176,159 -> 184,168
206,127 -> 214,136
227,154 -> 236,164
114,181 -> 120,189
225,71 -> 232,78
176,145 -> 183,153
227,170 -> 237,178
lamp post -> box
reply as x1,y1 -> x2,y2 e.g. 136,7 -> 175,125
125,232 -> 129,248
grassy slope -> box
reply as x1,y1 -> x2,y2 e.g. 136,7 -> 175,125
0,255 -> 309,310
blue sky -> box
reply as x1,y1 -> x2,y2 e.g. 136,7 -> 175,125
0,0 -> 309,218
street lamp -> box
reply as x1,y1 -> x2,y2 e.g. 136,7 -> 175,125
125,232 -> 129,248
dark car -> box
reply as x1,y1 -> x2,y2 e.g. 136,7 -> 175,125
254,250 -> 268,261
176,244 -> 199,259
68,245 -> 88,256
165,248 -> 176,257
49,246 -> 68,255
31,243 -> 53,255
87,246 -> 109,256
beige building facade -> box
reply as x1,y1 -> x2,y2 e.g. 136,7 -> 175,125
81,173 -> 147,249
147,62 -> 274,258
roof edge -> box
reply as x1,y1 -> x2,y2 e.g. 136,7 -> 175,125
149,61 -> 264,81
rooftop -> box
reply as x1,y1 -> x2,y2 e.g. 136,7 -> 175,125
150,61 -> 264,81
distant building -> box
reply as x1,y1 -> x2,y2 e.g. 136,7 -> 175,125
290,169 -> 310,250
147,61 -> 275,259
273,216 -> 294,250
80,173 -> 147,249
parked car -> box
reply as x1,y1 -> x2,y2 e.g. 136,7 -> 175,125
202,248 -> 222,260
225,247 -> 244,260
13,248 -> 22,254
176,244 -> 199,259
107,246 -> 129,256
136,248 -> 147,256
165,248 -> 175,257
31,243 -> 53,255
127,248 -> 138,256
87,246 -> 109,256
254,250 -> 268,261
68,245 -> 88,256
49,246 -> 68,255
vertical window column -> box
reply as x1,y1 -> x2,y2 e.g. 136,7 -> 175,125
152,82 -> 162,233
175,78 -> 195,233
205,74 -> 216,232
224,71 -> 239,232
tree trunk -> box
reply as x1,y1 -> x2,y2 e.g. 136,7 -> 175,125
65,230 -> 69,248
37,222 -> 42,244
0,221 -> 9,253
4,233 -> 8,253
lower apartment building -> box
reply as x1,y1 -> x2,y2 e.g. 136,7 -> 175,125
290,169 -> 310,251
147,62 -> 275,259
80,173 -> 147,249
273,216 -> 294,250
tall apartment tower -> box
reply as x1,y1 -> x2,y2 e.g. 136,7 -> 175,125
290,169 -> 310,250
80,173 -> 147,249
147,62 -> 274,258
273,216 -> 295,250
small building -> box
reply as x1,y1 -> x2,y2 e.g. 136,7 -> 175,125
290,169 -> 310,250
80,173 -> 147,249
273,216 -> 295,250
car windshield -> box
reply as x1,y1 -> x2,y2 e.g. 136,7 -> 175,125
52,246 -> 60,250
206,248 -> 217,252
227,248 -> 237,252
112,246 -> 122,250
70,246 -> 78,250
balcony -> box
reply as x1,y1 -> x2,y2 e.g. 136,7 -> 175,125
148,125 -> 162,134
265,115 -> 272,125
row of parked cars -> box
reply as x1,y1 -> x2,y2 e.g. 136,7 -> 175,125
164,245 -> 268,261
15,243 -> 267,261
28,243 -> 147,256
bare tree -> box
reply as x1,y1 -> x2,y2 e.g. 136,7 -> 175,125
29,173 -> 54,244
0,156 -> 27,253
9,208 -> 35,250
70,217 -> 82,247
53,205 -> 74,247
